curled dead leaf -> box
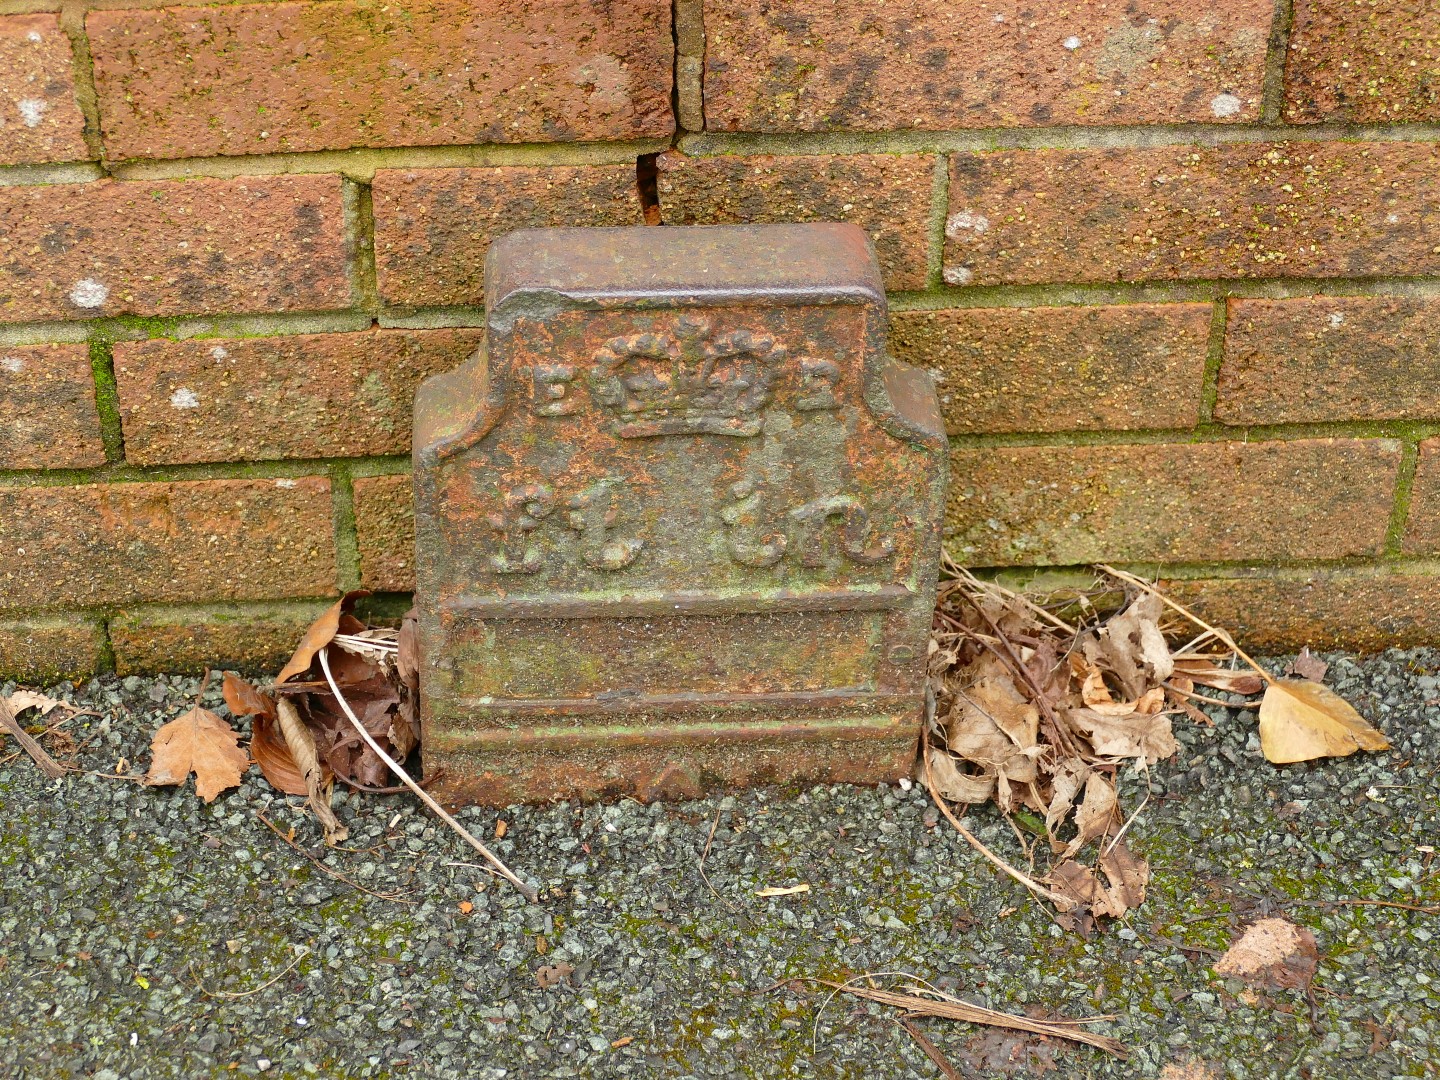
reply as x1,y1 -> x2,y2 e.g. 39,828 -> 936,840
221,673 -> 274,720
1257,679 -> 1390,764
1066,706 -> 1178,765
277,591 -> 371,684
536,961 -> 575,989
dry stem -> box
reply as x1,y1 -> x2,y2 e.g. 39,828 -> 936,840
0,694 -> 65,779
318,646 -> 539,904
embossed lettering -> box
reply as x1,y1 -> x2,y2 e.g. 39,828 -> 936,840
567,480 -> 644,570
487,484 -> 556,574
720,479 -> 787,567
796,359 -> 840,411
789,495 -> 895,566
532,364 -> 579,416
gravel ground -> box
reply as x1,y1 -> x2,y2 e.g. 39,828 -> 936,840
1,650 -> 1438,1080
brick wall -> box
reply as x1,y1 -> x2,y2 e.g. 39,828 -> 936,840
4,0 -> 1440,680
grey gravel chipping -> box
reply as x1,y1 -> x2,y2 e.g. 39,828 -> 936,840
1,648 -> 1438,1078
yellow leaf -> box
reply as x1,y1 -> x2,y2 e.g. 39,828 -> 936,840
755,884 -> 810,897
1257,679 -> 1390,764
135,976 -> 150,990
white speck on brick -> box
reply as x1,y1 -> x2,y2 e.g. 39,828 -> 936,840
943,266 -> 975,286
1387,212 -> 1401,224
1210,94 -> 1242,119
275,478 -> 297,489
17,99 -> 47,128
1,356 -> 23,373
27,30 -> 42,43
1063,35 -> 1081,50
69,278 -> 108,308
210,345 -> 229,362
946,211 -> 989,238
169,387 -> 200,409
1327,312 -> 1345,328
993,13 -> 1005,22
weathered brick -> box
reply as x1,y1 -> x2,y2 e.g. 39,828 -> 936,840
110,603 -> 329,676
656,152 -> 934,291
0,14 -> 89,166
0,614 -> 104,683
0,478 -> 336,609
373,166 -> 642,308
0,175 -> 350,322
947,439 -> 1401,566
944,143 -> 1440,287
1218,297 -> 1440,425
353,473 -> 414,593
891,304 -> 1211,434
87,0 -> 673,161
1285,0 -> 1440,123
702,0 -> 1272,132
1401,439 -> 1440,555
1163,573 -> 1440,651
114,329 -> 483,465
0,342 -> 106,470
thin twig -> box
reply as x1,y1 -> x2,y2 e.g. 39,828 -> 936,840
192,947 -> 311,999
256,810 -> 413,904
318,646 -> 539,904
0,694 -> 65,779
1163,682 -> 1260,711
922,737 -> 1072,909
1098,566 -> 1274,685
697,806 -> 735,909
807,977 -> 1127,1057
335,768 -> 445,795
896,1017 -> 963,1080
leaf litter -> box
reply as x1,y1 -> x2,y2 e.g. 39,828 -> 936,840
922,559 -> 1390,932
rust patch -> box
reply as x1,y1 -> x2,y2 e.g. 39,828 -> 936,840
413,223 -> 946,806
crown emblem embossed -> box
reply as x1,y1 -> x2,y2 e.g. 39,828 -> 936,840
588,316 -> 787,437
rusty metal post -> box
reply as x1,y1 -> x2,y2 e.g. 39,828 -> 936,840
413,223 -> 946,805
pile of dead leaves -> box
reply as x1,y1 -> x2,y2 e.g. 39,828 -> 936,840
145,592 -> 419,845
923,562 -> 1390,933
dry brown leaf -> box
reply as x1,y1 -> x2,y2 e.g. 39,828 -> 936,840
251,710 -> 309,797
277,591 -> 370,684
1171,656 -> 1265,696
276,696 -> 347,845
221,673 -> 274,720
5,690 -> 69,717
929,749 -> 998,804
1064,774 -> 1118,859
1213,918 -> 1319,990
536,961 -> 575,989
1066,706 -> 1178,764
1257,679 -> 1390,764
1285,647 -> 1329,683
144,706 -> 249,803
1042,840 -> 1148,921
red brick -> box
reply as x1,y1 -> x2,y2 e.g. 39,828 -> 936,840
0,478 -> 336,609
353,473 -> 414,592
373,166 -> 642,308
0,615 -> 104,683
1401,439 -> 1440,554
1218,296 -> 1440,425
114,329 -> 483,465
702,0 -> 1272,132
110,603 -> 329,676
944,143 -> 1440,287
87,0 -> 673,161
890,304 -> 1211,434
0,343 -> 106,469
1163,573 -> 1440,651
1286,0 -> 1440,123
0,14 -> 89,166
656,151 -> 933,291
947,439 -> 1401,566
0,175 -> 350,322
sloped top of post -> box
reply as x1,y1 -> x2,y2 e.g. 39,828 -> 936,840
484,223 -> 886,330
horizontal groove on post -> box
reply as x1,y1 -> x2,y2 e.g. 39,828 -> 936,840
444,585 -> 916,620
